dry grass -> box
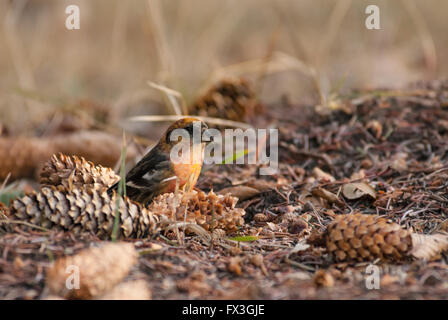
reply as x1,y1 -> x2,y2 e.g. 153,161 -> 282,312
0,0 -> 447,136
2,1 -> 448,301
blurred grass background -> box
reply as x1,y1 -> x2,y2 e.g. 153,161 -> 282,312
0,0 -> 447,134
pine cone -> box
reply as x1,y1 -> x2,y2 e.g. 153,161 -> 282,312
97,280 -> 151,300
314,213 -> 448,262
0,202 -> 9,217
0,202 -> 10,233
9,186 -> 159,239
189,77 -> 259,122
40,153 -> 119,190
46,242 -> 138,299
39,99 -> 112,135
50,131 -> 137,169
0,136 -> 56,180
0,131 -> 137,181
149,190 -> 245,233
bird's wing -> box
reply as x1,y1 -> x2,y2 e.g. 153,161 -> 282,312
124,144 -> 173,189
107,144 -> 173,195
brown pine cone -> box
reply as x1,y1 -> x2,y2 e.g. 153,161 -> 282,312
38,100 -> 112,135
97,280 -> 151,300
189,77 -> 259,123
9,186 -> 159,239
40,153 -> 119,190
313,213 -> 448,262
50,131 -> 137,169
46,242 -> 137,299
0,131 -> 137,181
0,136 -> 56,180
149,190 -> 245,233
0,202 -> 11,233
0,202 -> 9,217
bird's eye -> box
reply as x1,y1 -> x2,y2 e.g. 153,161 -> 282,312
186,124 -> 194,135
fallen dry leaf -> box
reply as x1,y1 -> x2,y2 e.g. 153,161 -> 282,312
312,167 -> 335,182
312,187 -> 344,206
217,186 -> 261,201
342,182 -> 376,200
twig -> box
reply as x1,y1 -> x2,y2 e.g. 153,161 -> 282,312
0,219 -> 49,232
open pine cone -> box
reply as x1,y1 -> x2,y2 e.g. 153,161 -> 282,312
310,213 -> 448,262
40,153 -> 119,190
0,202 -> 9,217
189,77 -> 259,123
148,190 -> 245,233
46,242 -> 138,299
9,186 -> 158,239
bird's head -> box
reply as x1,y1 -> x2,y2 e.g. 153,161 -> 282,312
162,117 -> 208,148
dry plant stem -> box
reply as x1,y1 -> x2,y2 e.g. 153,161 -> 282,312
4,0 -> 48,119
148,81 -> 184,116
146,0 -> 176,86
272,1 -> 353,107
400,0 -> 437,77
128,115 -> 252,129
203,52 -> 313,92
110,1 -> 129,67
254,27 -> 280,97
112,132 -> 128,242
0,219 -> 49,232
316,0 -> 352,69
4,0 -> 35,90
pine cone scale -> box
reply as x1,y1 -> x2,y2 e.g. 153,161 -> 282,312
149,190 -> 245,233
40,154 -> 119,190
10,186 -> 158,239
322,214 -> 413,262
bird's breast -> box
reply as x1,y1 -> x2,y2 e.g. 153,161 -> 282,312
168,143 -> 204,191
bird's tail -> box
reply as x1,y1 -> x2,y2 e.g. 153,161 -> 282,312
107,181 -> 119,196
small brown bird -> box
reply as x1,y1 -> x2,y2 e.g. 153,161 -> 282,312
108,118 -> 208,205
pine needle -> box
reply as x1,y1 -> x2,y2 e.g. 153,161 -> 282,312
112,131 -> 127,242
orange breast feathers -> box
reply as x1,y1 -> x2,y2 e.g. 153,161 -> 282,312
168,141 -> 205,192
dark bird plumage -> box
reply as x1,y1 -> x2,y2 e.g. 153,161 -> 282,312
108,118 -> 207,206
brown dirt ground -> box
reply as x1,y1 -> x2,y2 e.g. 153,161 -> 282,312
2,80 -> 448,299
